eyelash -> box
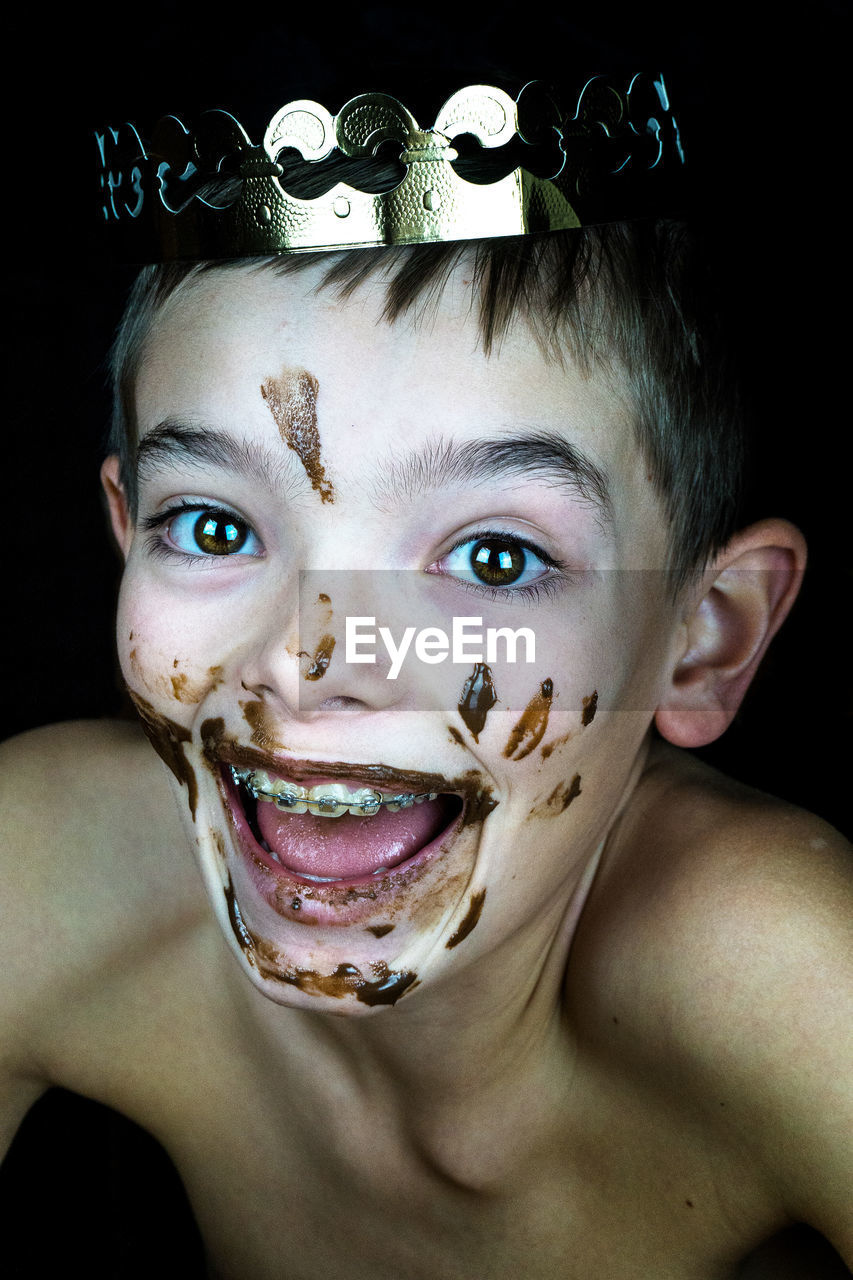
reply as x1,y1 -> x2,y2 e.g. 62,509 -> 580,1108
141,500 -> 261,566
432,529 -> 570,605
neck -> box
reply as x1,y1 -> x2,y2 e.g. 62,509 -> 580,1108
227,736 -> 652,1181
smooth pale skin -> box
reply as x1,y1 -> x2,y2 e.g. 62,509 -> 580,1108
1,261 -> 850,1279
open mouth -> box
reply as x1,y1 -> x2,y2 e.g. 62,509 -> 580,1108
227,764 -> 464,888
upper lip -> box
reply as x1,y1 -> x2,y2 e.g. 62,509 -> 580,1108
213,744 -> 459,796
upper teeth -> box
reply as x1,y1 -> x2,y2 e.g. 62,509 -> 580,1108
231,767 -> 438,818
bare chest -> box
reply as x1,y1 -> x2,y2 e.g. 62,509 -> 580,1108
130,1049 -> 761,1280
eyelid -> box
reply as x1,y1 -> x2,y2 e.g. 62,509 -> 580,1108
141,498 -> 264,561
427,528 -> 570,607
438,527 -> 563,570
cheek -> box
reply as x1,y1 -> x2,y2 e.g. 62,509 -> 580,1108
116,572 -> 228,711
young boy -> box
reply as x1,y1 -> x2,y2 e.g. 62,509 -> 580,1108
1,73 -> 850,1278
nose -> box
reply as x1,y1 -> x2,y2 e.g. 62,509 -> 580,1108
238,576 -> 404,721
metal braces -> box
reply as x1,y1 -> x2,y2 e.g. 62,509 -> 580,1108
230,766 -> 437,815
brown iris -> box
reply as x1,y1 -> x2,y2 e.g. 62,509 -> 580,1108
193,512 -> 248,555
470,538 -> 526,586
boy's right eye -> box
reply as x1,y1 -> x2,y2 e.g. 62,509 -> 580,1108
171,509 -> 255,556
143,502 -> 263,561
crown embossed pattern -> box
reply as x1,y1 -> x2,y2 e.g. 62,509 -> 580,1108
96,75 -> 684,261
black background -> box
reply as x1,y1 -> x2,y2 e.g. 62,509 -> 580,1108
2,3 -> 849,1276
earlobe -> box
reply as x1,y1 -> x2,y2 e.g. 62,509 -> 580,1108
100,455 -> 134,559
655,520 -> 807,748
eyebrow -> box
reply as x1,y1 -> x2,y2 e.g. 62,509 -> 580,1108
136,420 -> 298,494
136,420 -> 612,524
368,431 -> 613,525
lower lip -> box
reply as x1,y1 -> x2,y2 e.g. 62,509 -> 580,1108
220,768 -> 463,924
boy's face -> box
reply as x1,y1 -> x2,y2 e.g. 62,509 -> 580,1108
114,259 -> 682,1012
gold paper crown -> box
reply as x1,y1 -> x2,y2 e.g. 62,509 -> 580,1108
96,74 -> 684,261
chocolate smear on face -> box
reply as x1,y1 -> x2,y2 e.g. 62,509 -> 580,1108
171,672 -> 190,702
224,875 -> 258,963
241,699 -> 280,749
355,963 -> 418,1006
130,691 -> 198,818
446,889 -> 486,949
581,690 -> 598,726
303,634 -> 336,681
200,716 -> 226,760
458,663 -> 498,741
540,732 -> 570,760
255,955 -> 417,1006
503,679 -> 554,761
366,924 -> 395,938
261,367 -> 334,503
547,773 -> 582,813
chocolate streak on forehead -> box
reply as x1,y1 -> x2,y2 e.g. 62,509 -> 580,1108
503,679 -> 554,762
458,663 -> 499,742
130,691 -> 198,818
260,367 -> 335,503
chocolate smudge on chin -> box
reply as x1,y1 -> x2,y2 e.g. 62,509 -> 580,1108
504,679 -> 554,761
303,634 -> 336,681
224,875 -> 258,964
356,964 -> 418,1006
261,367 -> 334,503
540,732 -> 570,760
241,932 -> 417,1005
446,889 -> 486,949
582,690 -> 598,726
129,691 -> 198,818
458,663 -> 498,741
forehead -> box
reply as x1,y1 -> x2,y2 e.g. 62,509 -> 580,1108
134,260 -> 674,572
136,258 -> 628,438
133,258 -> 660,542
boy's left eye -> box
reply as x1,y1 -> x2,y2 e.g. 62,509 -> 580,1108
435,535 -> 552,590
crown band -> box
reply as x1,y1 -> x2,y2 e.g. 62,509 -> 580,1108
96,74 -> 684,262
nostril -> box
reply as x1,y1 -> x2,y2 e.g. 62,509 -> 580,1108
316,695 -> 372,713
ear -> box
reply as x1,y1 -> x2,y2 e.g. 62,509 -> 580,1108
100,455 -> 134,559
655,519 -> 807,748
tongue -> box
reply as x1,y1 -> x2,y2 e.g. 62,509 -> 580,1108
256,798 -> 449,879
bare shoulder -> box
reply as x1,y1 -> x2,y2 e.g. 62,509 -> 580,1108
0,720 -> 204,1140
581,740 -> 852,1259
1,717 -> 198,946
